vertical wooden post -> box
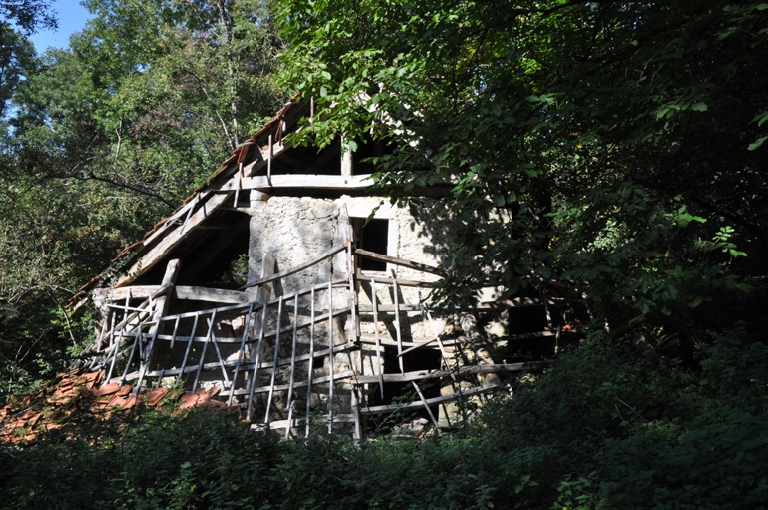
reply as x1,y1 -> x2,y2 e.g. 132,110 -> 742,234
371,278 -> 384,400
134,259 -> 181,394
391,269 -> 404,375
228,302 -> 255,406
284,293 -> 300,438
339,204 -> 362,437
264,296 -> 283,424
305,287 -> 316,437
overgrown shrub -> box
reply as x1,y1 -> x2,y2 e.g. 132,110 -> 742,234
1,325 -> 766,509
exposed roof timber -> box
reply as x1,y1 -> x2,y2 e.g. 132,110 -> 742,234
68,98 -> 309,307
218,174 -> 374,191
116,191 -> 235,286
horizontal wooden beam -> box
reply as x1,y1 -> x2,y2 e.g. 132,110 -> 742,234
94,285 -> 253,305
360,383 -> 505,415
352,361 -> 549,385
355,249 -> 446,276
219,173 -> 374,191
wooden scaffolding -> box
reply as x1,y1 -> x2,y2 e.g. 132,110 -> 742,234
85,222 -> 552,438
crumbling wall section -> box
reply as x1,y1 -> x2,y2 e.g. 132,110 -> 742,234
248,195 -> 343,294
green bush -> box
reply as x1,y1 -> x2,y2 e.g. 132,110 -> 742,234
1,325 -> 766,510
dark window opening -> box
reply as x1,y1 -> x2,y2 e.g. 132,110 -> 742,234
269,139 -> 341,176
354,218 -> 389,271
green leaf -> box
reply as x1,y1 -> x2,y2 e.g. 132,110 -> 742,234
492,194 -> 506,206
690,102 -> 708,112
747,136 -> 768,150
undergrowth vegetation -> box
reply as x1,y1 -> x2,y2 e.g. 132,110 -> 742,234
2,323 -> 766,509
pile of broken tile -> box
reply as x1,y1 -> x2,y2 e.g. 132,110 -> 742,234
0,370 -> 241,443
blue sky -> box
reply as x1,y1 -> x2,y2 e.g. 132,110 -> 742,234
28,0 -> 93,52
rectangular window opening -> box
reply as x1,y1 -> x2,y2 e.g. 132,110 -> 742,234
354,218 -> 389,271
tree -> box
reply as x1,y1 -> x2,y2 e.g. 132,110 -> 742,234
276,0 -> 768,330
0,0 -> 56,35
0,0 -> 286,397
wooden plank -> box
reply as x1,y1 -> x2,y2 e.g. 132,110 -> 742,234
356,274 -> 437,287
192,312 -> 217,392
285,294 -> 299,438
176,287 -> 252,304
228,302 -> 255,406
123,342 -> 360,386
392,272 -> 404,374
97,285 -> 253,304
254,253 -> 275,303
264,296 -> 284,424
371,278 -> 384,399
359,303 -> 422,312
355,249 -> 445,276
241,245 -> 347,290
305,287 -> 316,437
143,306 -> 352,346
361,384 -> 505,415
224,174 -> 373,191
134,259 -> 181,394
327,279 -> 334,433
351,362 -> 549,385
412,381 -> 439,427
177,312 -> 201,386
246,304 -> 268,421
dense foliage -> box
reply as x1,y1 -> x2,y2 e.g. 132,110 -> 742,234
276,0 -> 767,330
0,0 -> 285,397
1,325 -> 766,509
1,1 -> 768,508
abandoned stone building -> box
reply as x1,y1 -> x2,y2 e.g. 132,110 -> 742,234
71,98 -> 580,438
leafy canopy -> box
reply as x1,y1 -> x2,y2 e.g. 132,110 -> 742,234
276,0 -> 768,328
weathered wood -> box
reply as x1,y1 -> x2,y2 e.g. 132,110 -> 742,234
412,381 -> 439,427
192,312 -> 217,392
117,191 -> 234,286
224,174 -> 373,191
361,384 -> 505,415
355,249 -> 445,276
241,245 -> 347,290
371,278 -> 385,399
359,303 -> 421,312
264,296 -> 283,424
350,362 -> 549,385
98,285 -> 254,305
210,327 -> 231,388
305,287 -> 316,437
126,341 -> 360,388
356,274 -> 438,288
136,305 -> 352,346
246,304 -> 268,421
228,302 -> 256,406
177,312 -> 201,386
134,259 -> 181,394
391,271 -> 404,374
254,253 -> 275,303
285,294 -> 299,438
